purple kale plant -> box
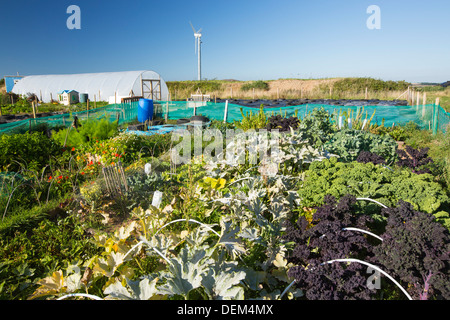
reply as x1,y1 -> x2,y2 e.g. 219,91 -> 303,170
283,195 -> 378,300
374,200 -> 450,300
287,261 -> 374,300
356,150 -> 386,165
266,115 -> 300,132
396,145 -> 434,174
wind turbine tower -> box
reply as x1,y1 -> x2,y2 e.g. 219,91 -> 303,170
190,22 -> 203,81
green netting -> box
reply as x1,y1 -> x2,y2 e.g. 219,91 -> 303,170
436,104 -> 450,134
0,101 -> 139,135
0,100 -> 448,135
153,101 -> 447,132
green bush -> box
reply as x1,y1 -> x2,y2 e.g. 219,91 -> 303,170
234,105 -> 268,130
240,80 -> 269,92
326,78 -> 411,93
89,132 -> 173,167
166,80 -> 222,94
52,118 -> 118,148
324,128 -> 398,164
0,132 -> 62,172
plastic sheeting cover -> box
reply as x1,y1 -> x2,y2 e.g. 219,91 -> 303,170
11,70 -> 169,102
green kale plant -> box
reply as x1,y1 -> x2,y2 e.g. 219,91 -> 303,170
297,157 -> 450,223
324,129 -> 398,164
297,107 -> 336,147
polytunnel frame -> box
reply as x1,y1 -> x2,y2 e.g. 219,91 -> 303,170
11,70 -> 169,103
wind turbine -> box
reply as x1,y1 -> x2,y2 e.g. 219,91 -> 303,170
190,21 -> 202,81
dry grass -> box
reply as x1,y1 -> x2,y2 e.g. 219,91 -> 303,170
171,78 -> 409,101
177,78 -> 343,100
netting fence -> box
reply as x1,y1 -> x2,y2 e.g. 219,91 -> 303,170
153,100 -> 450,133
0,102 -> 139,135
0,100 -> 449,135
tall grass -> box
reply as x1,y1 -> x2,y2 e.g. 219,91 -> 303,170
166,78 -> 414,101
418,87 -> 450,112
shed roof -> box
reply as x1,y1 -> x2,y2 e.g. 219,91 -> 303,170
58,90 -> 79,94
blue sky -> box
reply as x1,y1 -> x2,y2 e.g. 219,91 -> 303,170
1,0 -> 449,83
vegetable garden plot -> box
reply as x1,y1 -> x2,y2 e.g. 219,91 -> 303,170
0,106 -> 449,301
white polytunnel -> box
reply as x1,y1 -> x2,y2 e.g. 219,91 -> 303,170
11,70 -> 169,103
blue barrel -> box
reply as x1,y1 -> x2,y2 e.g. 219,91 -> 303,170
138,98 -> 154,122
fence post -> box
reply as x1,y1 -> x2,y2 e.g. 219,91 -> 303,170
165,101 -> 169,122
432,98 -> 440,135
32,101 -> 36,119
416,92 -> 420,112
422,92 -> 427,120
224,100 -> 229,123
406,87 -> 409,104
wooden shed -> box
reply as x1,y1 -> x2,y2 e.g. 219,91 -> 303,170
57,90 -> 79,105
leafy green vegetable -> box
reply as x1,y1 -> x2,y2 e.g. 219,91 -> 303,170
324,129 -> 398,164
298,157 -> 449,220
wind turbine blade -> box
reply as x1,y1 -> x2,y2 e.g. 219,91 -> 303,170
197,28 -> 202,33
189,21 -> 196,33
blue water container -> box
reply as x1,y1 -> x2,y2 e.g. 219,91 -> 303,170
137,98 -> 154,122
